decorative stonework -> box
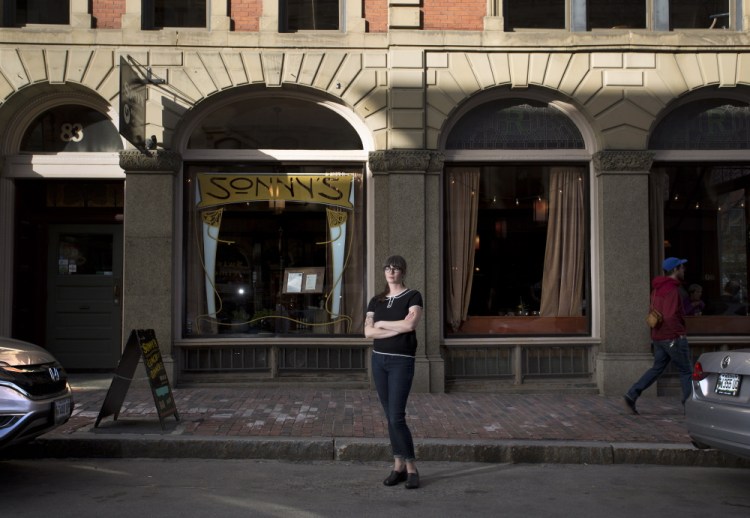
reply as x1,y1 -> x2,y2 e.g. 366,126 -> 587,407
427,152 -> 445,173
593,151 -> 654,173
119,150 -> 182,173
369,150 -> 443,173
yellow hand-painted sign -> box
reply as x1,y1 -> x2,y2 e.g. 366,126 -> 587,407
196,174 -> 354,210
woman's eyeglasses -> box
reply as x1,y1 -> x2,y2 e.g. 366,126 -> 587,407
384,266 -> 402,273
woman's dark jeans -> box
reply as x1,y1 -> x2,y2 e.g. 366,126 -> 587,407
371,352 -> 416,461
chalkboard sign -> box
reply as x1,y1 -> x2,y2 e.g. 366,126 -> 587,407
96,329 -> 179,430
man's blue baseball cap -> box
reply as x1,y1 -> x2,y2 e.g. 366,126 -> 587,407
663,257 -> 687,272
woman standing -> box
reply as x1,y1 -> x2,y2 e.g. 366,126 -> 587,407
365,255 -> 423,489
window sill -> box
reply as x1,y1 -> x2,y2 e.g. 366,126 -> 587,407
687,315 -> 750,335
455,316 -> 588,335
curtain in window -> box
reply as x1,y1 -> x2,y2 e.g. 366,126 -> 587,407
540,167 -> 585,316
445,168 -> 480,331
201,208 -> 222,319
649,169 -> 668,277
337,172 -> 364,333
327,208 -> 346,319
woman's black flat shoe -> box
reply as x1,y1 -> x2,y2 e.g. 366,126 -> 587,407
383,470 -> 407,486
405,471 -> 420,489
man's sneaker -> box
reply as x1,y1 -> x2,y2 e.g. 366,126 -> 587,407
622,395 -> 639,415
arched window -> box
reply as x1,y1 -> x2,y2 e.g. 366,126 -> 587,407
182,95 -> 367,343
650,99 -> 750,150
445,99 -> 585,150
649,98 -> 750,335
20,105 -> 123,153
443,98 -> 590,338
188,97 -> 363,150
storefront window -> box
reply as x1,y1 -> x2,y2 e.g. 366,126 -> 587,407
650,97 -> 750,335
651,165 -> 750,334
443,97 -> 589,336
444,165 -> 589,336
183,164 -> 365,337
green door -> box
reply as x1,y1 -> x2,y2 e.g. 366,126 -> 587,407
46,224 -> 123,369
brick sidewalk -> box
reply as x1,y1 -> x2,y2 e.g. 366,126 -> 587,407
54,384 -> 691,445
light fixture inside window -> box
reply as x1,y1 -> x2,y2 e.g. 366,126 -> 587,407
533,198 -> 548,222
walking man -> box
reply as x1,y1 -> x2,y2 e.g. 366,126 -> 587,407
623,257 -> 693,414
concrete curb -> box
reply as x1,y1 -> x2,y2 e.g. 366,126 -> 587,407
7,435 -> 750,468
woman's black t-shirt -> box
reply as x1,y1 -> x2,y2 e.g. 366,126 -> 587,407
367,289 -> 423,357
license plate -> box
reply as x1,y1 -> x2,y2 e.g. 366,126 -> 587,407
53,397 -> 72,424
715,373 -> 742,397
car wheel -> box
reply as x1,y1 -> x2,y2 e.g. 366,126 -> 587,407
691,440 -> 711,450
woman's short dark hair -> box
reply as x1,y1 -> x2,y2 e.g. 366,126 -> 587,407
382,255 -> 407,274
377,255 -> 408,301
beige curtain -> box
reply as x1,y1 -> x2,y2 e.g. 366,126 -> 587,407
445,167 -> 480,331
540,167 -> 585,316
649,168 -> 668,278
332,170 -> 365,334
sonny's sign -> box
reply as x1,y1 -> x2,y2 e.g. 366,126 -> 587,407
196,174 -> 355,210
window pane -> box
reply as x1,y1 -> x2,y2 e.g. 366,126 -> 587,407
588,0 -> 645,29
649,100 -> 750,150
20,105 -> 124,153
504,0 -> 565,30
657,165 -> 750,334
15,0 -> 69,24
154,0 -> 206,28
670,0 -> 730,29
445,100 -> 585,150
184,165 -> 365,338
444,165 -> 589,336
189,97 -> 362,150
284,0 -> 339,31
57,233 -> 113,276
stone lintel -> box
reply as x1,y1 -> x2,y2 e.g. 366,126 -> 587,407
593,150 -> 654,174
120,149 -> 182,173
369,150 -> 444,174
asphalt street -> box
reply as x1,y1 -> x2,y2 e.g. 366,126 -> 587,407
2,458 -> 750,518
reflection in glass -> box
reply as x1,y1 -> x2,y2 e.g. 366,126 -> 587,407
283,0 -> 339,31
57,234 -> 113,275
183,165 -> 365,337
670,0 -> 730,29
503,0 -> 565,30
656,165 -> 750,323
445,99 -> 585,150
12,0 -> 69,25
444,165 -> 589,336
21,105 -> 124,153
188,97 -> 363,150
650,100 -> 750,150
588,0 -> 645,29
153,0 -> 206,28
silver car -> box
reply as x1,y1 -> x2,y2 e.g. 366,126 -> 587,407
685,348 -> 750,459
0,337 -> 74,450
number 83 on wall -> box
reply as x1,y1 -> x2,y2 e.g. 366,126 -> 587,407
59,122 -> 84,143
